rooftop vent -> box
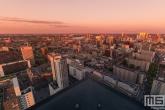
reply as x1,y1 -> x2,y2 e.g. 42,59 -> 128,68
97,104 -> 101,109
75,104 -> 79,109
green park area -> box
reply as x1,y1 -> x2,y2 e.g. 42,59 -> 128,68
147,63 -> 158,94
0,89 -> 3,110
122,59 -> 141,70
0,72 -> 21,81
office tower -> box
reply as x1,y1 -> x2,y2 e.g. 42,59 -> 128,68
41,47 -> 48,58
20,46 -> 35,65
48,53 -> 69,88
122,32 -> 124,37
137,32 -> 148,39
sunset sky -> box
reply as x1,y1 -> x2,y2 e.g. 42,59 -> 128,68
0,0 -> 165,34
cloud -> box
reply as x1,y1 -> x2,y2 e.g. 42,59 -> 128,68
50,24 -> 86,28
0,16 -> 64,24
0,16 -> 86,28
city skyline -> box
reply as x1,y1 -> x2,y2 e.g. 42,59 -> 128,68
0,0 -> 165,34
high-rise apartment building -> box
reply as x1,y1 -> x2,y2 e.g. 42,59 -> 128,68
150,78 -> 165,95
66,58 -> 85,80
125,57 -> 150,72
0,60 -> 31,77
3,87 -> 21,110
134,50 -> 155,62
20,46 -> 34,65
140,43 -> 152,51
3,77 -> 35,110
48,53 -> 69,88
113,65 -> 144,84
12,77 -> 35,109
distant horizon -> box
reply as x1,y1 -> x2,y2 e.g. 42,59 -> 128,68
0,1 -> 165,33
0,32 -> 165,35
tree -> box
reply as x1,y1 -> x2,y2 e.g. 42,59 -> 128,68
136,66 -> 140,70
35,60 -> 42,65
122,59 -> 128,66
160,64 -> 165,69
129,64 -> 135,69
72,56 -> 76,59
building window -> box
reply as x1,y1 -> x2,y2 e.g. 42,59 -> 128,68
74,69 -> 76,76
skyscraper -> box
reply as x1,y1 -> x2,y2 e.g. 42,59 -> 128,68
48,53 -> 69,88
77,45 -> 81,53
3,77 -> 36,110
122,32 -> 124,37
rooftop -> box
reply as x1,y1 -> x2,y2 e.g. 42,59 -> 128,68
28,77 -> 150,110
4,87 -> 17,102
49,82 -> 58,90
17,72 -> 31,91
27,67 -> 41,76
114,65 -> 145,74
70,61 -> 84,70
48,53 -> 61,58
33,87 -> 50,104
